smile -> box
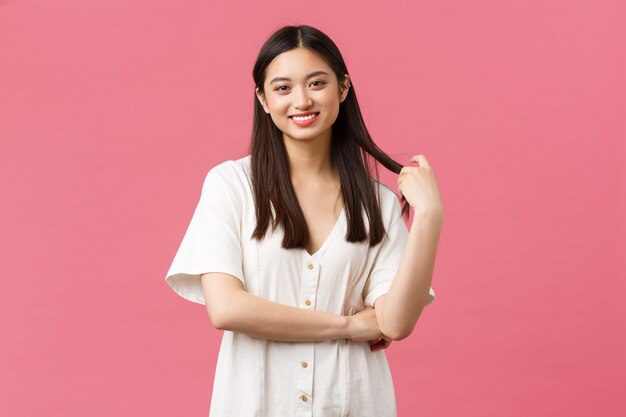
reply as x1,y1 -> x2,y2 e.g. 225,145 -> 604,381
289,112 -> 319,126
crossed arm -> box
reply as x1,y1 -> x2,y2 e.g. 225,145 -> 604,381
201,272 -> 350,342
201,211 -> 441,343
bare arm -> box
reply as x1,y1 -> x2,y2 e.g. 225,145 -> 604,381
375,211 -> 443,341
201,272 -> 352,342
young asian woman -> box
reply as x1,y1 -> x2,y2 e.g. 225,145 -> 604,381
165,24 -> 443,417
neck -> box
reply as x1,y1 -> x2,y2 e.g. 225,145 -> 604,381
283,129 -> 337,186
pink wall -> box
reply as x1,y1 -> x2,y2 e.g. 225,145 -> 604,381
1,0 -> 624,416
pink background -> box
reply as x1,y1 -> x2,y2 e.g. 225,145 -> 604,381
1,1 -> 624,416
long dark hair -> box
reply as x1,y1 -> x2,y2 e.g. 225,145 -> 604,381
250,24 -> 409,249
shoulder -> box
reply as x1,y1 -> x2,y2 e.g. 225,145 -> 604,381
373,178 -> 397,200
205,155 -> 251,188
371,178 -> 403,224
202,155 -> 251,200
208,154 -> 250,179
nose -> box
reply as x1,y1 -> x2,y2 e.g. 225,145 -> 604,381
294,85 -> 312,109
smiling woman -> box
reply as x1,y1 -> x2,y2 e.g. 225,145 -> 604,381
164,24 -> 440,417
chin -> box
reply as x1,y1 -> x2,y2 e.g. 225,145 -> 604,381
286,133 -> 318,141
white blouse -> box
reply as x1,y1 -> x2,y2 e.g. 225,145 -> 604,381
165,154 -> 435,417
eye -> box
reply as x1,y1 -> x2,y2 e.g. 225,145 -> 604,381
310,80 -> 326,87
275,85 -> 288,92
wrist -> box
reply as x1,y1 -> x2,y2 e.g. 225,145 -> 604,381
412,204 -> 443,217
339,315 -> 352,340
410,209 -> 443,229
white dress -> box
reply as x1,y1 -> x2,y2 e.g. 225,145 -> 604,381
165,154 -> 435,417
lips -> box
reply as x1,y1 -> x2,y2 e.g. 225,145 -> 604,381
289,112 -> 320,127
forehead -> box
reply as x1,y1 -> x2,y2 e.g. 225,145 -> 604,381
265,47 -> 333,82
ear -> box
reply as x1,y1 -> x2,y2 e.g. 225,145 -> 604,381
339,74 -> 351,103
255,87 -> 270,114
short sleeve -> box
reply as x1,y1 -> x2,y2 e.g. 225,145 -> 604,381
164,164 -> 245,305
362,196 -> 436,308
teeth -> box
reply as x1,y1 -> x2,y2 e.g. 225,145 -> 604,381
292,113 -> 318,121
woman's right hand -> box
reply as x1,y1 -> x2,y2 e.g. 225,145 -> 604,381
347,306 -> 384,342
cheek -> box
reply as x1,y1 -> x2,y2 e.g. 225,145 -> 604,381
321,99 -> 340,119
319,94 -> 341,112
269,113 -> 286,128
271,101 -> 291,117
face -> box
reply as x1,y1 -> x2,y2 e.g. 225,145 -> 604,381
255,47 -> 350,144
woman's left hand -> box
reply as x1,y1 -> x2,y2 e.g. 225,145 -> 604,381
369,335 -> 393,352
398,154 -> 444,218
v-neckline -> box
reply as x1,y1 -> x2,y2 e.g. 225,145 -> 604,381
304,206 -> 345,259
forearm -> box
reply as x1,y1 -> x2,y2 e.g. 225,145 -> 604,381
378,211 -> 443,340
220,289 -> 351,342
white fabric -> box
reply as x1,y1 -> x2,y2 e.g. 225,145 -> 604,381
165,155 -> 435,417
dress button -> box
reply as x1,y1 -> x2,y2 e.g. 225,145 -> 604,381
304,300 -> 311,306
301,361 -> 308,368
307,263 -> 314,270
300,394 -> 308,402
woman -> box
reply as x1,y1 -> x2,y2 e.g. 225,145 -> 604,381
165,24 -> 443,417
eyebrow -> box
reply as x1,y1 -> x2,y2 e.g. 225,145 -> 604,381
269,71 -> 330,84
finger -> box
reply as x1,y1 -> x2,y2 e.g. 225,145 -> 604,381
370,341 -> 384,351
372,339 -> 391,351
409,154 -> 430,168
